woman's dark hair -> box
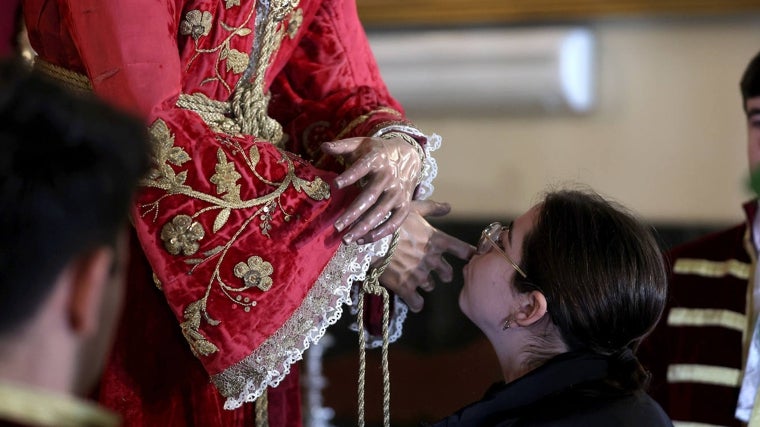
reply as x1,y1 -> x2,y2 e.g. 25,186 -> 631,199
514,189 -> 667,392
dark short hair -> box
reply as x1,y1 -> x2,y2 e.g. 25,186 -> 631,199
741,50 -> 760,108
515,189 -> 667,391
0,59 -> 149,334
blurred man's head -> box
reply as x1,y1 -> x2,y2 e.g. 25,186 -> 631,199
741,50 -> 760,173
0,59 -> 148,395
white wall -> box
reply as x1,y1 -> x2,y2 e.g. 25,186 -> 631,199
378,16 -> 760,223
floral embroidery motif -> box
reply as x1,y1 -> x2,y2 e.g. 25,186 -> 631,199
161,215 -> 206,256
141,119 -> 331,356
183,6 -> 254,94
234,256 -> 274,291
180,10 -> 213,40
209,148 -> 242,201
181,300 -> 220,357
286,8 -> 303,39
223,48 -> 249,74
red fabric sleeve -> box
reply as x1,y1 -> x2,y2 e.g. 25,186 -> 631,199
35,0 -> 362,397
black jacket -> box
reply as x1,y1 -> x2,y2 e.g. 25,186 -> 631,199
427,351 -> 673,427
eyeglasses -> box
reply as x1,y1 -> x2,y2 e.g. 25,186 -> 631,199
477,222 -> 528,278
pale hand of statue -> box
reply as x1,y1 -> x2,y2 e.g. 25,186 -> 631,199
321,135 -> 422,245
379,199 -> 475,312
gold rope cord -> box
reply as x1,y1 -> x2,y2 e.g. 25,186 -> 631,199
229,0 -> 293,144
255,389 -> 269,427
32,59 -> 92,95
356,233 -> 399,427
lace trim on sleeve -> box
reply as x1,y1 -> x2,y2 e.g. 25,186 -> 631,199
214,236 -> 389,409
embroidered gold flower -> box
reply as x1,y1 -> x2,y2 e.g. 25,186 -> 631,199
286,8 -> 303,39
180,10 -> 213,40
209,149 -> 242,198
161,215 -> 206,256
234,256 -> 274,291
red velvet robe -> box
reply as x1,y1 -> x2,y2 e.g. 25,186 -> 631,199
24,0 -> 428,425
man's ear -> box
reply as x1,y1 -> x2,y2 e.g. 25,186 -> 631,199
513,290 -> 548,327
67,246 -> 114,336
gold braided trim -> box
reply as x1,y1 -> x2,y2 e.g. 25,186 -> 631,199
673,422 -> 730,427
335,107 -> 403,140
32,59 -> 92,94
673,258 -> 751,280
255,390 -> 268,427
666,308 -> 747,333
667,364 -> 741,387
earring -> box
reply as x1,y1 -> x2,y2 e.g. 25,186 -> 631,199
502,319 -> 512,331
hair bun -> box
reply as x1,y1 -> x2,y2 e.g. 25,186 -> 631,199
606,346 -> 649,391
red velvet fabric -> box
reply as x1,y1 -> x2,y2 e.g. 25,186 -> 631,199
0,0 -> 20,57
24,0 -> 412,425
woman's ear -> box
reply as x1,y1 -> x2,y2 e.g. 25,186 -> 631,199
513,290 -> 548,327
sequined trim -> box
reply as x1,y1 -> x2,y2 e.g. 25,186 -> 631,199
673,258 -> 751,280
667,308 -> 747,333
667,364 -> 741,387
215,235 -> 391,409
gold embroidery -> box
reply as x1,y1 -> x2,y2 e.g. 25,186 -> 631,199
184,6 -> 255,94
287,8 -> 303,39
144,119 -> 192,200
160,215 -> 206,256
152,273 -> 163,291
209,148 -> 242,201
225,0 -> 241,9
293,176 -> 330,200
229,0 -> 299,143
141,119 -> 331,356
180,10 -> 213,40
234,256 -> 274,292
335,108 -> 404,140
223,48 -> 249,74
181,300 -> 220,357
177,1 -> 298,143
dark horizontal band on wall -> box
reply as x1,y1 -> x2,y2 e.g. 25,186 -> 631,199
357,0 -> 760,27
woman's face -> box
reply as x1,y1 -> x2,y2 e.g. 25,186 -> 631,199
459,204 -> 540,332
